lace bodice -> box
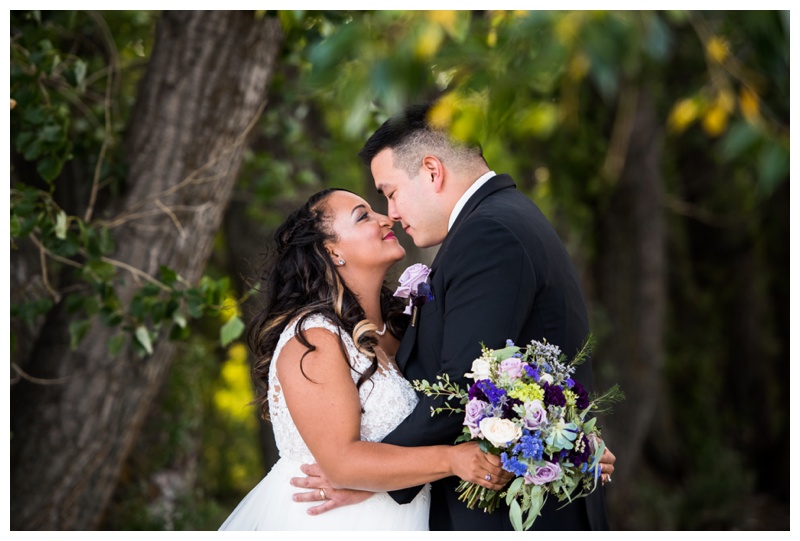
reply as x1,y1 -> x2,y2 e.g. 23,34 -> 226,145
268,314 -> 419,462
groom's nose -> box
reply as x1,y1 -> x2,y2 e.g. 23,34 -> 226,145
387,200 -> 401,222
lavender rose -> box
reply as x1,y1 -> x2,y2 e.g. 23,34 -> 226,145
524,461 -> 563,485
522,399 -> 548,430
500,358 -> 524,380
464,399 -> 489,438
394,264 -> 431,298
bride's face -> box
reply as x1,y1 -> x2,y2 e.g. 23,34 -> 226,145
324,190 -> 405,273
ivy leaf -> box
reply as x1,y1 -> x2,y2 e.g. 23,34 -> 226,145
220,315 -> 245,347
135,325 -> 153,355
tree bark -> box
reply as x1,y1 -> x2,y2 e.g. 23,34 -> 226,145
10,11 -> 283,530
591,88 -> 665,520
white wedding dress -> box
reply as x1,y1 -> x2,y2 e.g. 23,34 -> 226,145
219,314 -> 430,530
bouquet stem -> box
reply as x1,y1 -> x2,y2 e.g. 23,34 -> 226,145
456,481 -> 503,513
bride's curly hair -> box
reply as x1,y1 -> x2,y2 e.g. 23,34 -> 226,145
248,188 -> 409,421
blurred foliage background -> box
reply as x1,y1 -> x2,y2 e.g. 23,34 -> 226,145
9,10 -> 789,530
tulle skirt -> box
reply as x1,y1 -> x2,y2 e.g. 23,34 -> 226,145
219,457 -> 431,530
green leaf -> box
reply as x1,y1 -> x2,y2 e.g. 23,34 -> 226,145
509,497 -> 523,531
135,325 -> 153,355
73,59 -> 87,92
69,319 -> 90,350
220,316 -> 245,348
757,142 -> 788,195
10,214 -> 21,237
54,210 -> 67,239
108,333 -> 126,357
37,154 -> 63,182
505,477 -> 525,505
719,121 -> 759,160
159,265 -> 178,287
173,311 -> 187,329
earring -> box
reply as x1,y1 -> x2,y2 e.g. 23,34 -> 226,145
338,259 -> 345,266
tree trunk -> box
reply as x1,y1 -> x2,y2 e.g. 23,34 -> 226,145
591,88 -> 665,521
10,11 -> 283,530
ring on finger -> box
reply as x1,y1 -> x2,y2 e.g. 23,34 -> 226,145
319,488 -> 327,500
485,474 -> 491,482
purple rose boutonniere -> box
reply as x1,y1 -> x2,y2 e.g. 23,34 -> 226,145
394,263 -> 434,326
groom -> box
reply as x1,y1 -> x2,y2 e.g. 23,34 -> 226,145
293,102 -> 613,530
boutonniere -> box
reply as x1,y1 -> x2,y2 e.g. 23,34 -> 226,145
394,263 -> 434,327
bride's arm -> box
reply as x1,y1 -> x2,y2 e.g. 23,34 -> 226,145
277,327 -> 507,492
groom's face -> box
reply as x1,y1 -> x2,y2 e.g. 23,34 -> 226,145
371,148 -> 447,249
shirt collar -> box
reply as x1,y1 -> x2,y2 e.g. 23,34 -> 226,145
447,170 -> 496,231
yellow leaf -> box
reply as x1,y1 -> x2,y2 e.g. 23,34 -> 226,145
414,23 -> 444,59
568,53 -> 590,81
717,90 -> 735,112
702,104 -> 729,137
426,10 -> 457,32
220,294 -> 240,321
487,27 -> 497,48
668,98 -> 699,133
429,94 -> 460,130
739,88 -> 760,123
707,37 -> 729,64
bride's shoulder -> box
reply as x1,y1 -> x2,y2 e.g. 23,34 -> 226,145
280,312 -> 344,341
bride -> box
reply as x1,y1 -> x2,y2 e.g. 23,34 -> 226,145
219,188 -> 512,530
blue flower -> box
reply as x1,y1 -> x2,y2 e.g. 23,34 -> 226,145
518,431 -> 544,461
501,452 -> 529,477
472,379 -> 507,406
524,364 -> 539,380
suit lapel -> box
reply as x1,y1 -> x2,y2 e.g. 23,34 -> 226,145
431,174 -> 516,272
396,175 -> 517,374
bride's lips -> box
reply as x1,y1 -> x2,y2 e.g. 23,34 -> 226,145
383,231 -> 397,240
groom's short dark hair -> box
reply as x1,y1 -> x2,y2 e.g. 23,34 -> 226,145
358,101 -> 485,177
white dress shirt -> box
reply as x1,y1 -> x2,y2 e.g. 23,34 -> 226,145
447,170 -> 497,231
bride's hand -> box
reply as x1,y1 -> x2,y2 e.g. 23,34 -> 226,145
290,463 -> 373,515
598,444 -> 616,485
449,442 -> 514,491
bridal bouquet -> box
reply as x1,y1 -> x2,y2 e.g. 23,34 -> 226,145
413,337 -> 622,531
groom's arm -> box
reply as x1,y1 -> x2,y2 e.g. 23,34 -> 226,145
383,217 -> 537,503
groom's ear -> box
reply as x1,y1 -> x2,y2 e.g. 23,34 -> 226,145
421,155 -> 445,193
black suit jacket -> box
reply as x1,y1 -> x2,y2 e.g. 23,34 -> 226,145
381,174 -> 609,531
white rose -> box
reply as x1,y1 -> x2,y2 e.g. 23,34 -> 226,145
465,358 -> 492,381
479,418 -> 522,448
538,373 -> 554,385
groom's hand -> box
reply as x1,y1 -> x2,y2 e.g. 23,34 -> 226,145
290,463 -> 373,515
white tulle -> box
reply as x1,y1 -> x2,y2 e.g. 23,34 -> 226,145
219,314 -> 430,530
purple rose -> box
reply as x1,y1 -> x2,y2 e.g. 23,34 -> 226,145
524,461 -> 563,485
394,264 -> 431,298
464,399 -> 489,438
522,399 -> 548,430
500,358 -> 524,380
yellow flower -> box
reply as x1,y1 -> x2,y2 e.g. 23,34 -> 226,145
564,389 -> 577,406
